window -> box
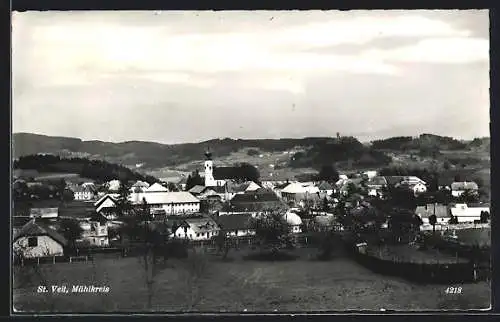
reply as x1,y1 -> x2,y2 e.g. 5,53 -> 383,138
28,237 -> 38,247
196,233 -> 200,237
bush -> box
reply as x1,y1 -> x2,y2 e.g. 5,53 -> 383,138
243,250 -> 299,261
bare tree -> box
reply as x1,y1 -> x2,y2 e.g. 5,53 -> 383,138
180,249 -> 210,311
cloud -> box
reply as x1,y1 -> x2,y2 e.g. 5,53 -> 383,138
361,37 -> 489,64
12,10 -> 490,143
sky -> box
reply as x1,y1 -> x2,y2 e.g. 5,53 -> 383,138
12,10 -> 490,144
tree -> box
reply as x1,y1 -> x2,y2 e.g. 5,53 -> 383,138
317,164 -> 339,183
214,231 -> 231,260
458,189 -> 479,203
322,197 -> 329,212
185,170 -> 203,191
249,211 -> 292,253
429,214 -> 437,235
59,218 -> 84,253
480,211 -> 490,223
116,179 -> 133,217
62,189 -> 74,202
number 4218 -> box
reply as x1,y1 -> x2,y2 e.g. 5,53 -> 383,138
445,287 -> 462,294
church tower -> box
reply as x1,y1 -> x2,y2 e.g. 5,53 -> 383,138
204,149 -> 216,187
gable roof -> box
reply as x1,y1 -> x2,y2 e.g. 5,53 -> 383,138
367,176 -> 387,187
14,219 -> 68,246
216,214 -> 253,230
145,182 -> 168,192
230,191 -> 280,203
130,192 -> 200,205
189,185 -> 207,194
132,181 -> 150,188
13,216 -> 32,228
94,194 -> 119,207
415,204 -> 449,218
451,181 -> 479,191
183,217 -> 220,233
384,176 -> 405,186
317,181 -> 334,191
282,182 -> 307,194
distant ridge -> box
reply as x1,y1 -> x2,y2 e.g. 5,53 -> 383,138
13,132 -> 489,170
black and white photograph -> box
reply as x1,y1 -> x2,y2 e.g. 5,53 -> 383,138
12,10 -> 491,313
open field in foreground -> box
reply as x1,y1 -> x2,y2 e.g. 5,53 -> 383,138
13,248 -> 490,313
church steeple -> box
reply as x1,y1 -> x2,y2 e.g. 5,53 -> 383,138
204,147 -> 212,160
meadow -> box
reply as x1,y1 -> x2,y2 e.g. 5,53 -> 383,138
13,247 -> 490,313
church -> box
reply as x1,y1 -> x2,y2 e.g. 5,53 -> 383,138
204,150 -> 232,187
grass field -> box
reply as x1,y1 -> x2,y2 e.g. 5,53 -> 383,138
445,228 -> 491,248
13,248 -> 490,313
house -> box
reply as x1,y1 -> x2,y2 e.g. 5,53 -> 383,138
281,182 -> 307,201
366,176 -> 388,197
29,207 -> 59,219
384,176 -> 406,186
130,180 -> 150,193
415,204 -> 450,225
71,185 -> 96,201
362,170 -> 378,180
225,189 -> 283,214
449,203 -> 489,223
283,211 -> 303,233
78,214 -> 110,247
13,216 -> 35,236
216,214 -> 255,237
244,181 -> 261,192
13,219 -> 68,259
396,181 -> 428,196
316,181 -> 334,196
94,194 -> 120,218
144,182 -> 168,193
107,180 -> 121,192
174,216 -> 220,240
451,181 -> 479,198
129,191 -> 200,215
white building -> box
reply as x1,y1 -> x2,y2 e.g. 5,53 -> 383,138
129,191 -> 200,215
283,211 -> 303,234
449,203 -> 489,223
79,219 -> 109,247
451,181 -> 479,198
72,185 -> 96,201
415,204 -> 450,225
13,220 -> 67,259
174,217 -> 220,240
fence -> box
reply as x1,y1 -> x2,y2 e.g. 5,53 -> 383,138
350,244 -> 482,284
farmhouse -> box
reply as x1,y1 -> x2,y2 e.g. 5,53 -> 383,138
216,214 -> 255,237
226,189 -> 283,213
94,194 -> 120,218
71,185 -> 96,201
129,191 -> 200,215
449,203 -> 489,223
415,204 -> 450,225
78,214 -> 109,247
366,176 -> 388,197
451,181 -> 479,198
13,219 -> 68,259
174,216 -> 220,240
316,181 -> 334,196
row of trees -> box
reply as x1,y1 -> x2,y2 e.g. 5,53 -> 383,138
14,154 -> 158,184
